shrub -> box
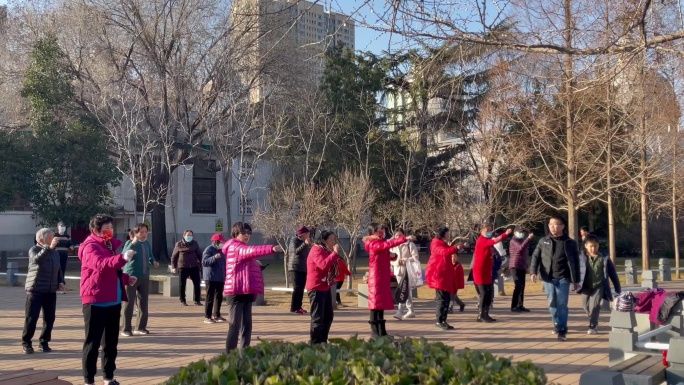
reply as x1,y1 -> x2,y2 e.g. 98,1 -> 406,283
165,337 -> 548,385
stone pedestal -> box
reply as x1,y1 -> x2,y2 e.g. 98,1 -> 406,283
625,259 -> 638,285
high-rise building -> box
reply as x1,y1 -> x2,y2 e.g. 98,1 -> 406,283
231,0 -> 355,99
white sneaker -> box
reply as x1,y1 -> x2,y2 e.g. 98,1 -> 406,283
587,328 -> 598,335
393,312 -> 403,320
403,312 -> 416,319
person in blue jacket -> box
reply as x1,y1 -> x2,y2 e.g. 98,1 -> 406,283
202,233 -> 227,324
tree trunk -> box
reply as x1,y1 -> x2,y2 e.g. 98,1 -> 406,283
673,137 -> 680,278
640,109 -> 650,270
564,0 -> 578,240
607,138 -> 616,263
151,168 -> 170,262
221,166 -> 233,229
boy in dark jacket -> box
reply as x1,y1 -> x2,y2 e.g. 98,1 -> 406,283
578,235 -> 621,335
202,233 -> 228,323
22,228 -> 65,354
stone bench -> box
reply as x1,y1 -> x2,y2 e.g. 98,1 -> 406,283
611,354 -> 665,385
0,369 -> 72,385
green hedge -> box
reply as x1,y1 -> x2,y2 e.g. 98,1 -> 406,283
165,337 -> 548,385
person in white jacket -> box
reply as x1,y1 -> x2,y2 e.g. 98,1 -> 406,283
390,228 -> 419,320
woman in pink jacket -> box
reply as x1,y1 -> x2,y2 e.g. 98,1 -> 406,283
363,223 -> 407,338
79,214 -> 137,385
222,222 -> 282,353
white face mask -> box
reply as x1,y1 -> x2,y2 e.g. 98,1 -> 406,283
58,226 -> 66,233
218,243 -> 224,249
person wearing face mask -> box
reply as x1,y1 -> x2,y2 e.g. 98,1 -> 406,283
305,230 -> 341,344
171,230 -> 203,306
472,224 -> 512,323
202,233 -> 228,324
79,214 -> 138,385
363,223 -> 407,339
530,216 -> 580,341
53,221 -> 73,293
426,227 -> 462,330
508,226 -> 535,313
222,222 -> 283,353
120,223 -> 159,337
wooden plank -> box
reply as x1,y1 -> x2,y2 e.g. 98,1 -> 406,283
1,372 -> 58,385
609,355 -> 649,372
623,356 -> 660,375
0,370 -> 44,381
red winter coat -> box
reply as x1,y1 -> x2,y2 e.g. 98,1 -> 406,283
472,234 -> 508,285
305,245 -> 340,292
78,235 -> 130,305
426,238 -> 458,293
454,262 -> 465,291
364,236 -> 407,310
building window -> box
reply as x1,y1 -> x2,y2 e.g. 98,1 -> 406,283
192,160 -> 216,214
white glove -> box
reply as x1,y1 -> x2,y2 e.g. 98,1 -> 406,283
123,250 -> 136,261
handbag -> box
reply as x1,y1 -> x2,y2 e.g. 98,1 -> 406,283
393,269 -> 410,304
405,258 -> 425,288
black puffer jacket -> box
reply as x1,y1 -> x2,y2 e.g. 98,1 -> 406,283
287,237 -> 310,273
25,245 -> 64,293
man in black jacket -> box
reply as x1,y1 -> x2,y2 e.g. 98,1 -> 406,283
288,226 -> 311,314
22,228 -> 65,354
530,216 -> 580,341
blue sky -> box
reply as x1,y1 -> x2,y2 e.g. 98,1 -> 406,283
0,0 -> 395,54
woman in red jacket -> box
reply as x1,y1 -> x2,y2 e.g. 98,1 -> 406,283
426,227 -> 462,330
472,224 -> 512,322
305,231 -> 341,344
363,223 -> 407,338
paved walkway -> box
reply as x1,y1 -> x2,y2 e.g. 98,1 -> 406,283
1,283 -> 677,385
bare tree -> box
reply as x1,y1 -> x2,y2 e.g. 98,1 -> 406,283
330,170 -> 376,281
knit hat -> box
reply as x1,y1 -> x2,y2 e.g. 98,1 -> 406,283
211,233 -> 227,243
297,226 -> 310,236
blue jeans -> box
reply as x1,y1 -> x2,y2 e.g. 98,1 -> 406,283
543,278 -> 570,332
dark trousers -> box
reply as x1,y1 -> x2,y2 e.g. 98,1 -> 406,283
308,289 -> 334,344
82,304 -> 121,384
475,284 -> 494,306
205,281 -> 225,319
335,281 -> 343,304
451,290 -> 465,308
58,251 -> 68,280
22,292 -> 57,346
477,284 -> 494,316
225,298 -> 253,353
288,271 -> 307,312
435,290 -> 451,323
370,310 -> 384,322
122,278 -> 150,332
511,268 -> 527,309
179,267 -> 201,303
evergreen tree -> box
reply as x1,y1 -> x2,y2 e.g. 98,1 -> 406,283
20,35 -> 119,227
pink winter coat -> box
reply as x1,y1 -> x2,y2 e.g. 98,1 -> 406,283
222,238 -> 275,296
364,236 -> 407,311
78,234 -> 130,305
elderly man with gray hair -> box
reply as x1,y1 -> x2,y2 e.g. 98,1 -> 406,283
21,227 -> 65,354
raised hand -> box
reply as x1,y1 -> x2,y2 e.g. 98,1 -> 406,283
273,245 -> 284,253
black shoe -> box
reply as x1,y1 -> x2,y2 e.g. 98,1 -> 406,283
511,308 -> 522,313
22,345 -> 34,354
459,304 -> 465,312
557,331 -> 567,341
369,321 -> 381,339
107,380 -> 121,385
518,307 -> 531,312
442,321 -> 455,330
180,301 -> 188,306
194,301 -> 203,306
477,317 -> 495,323
38,343 -> 51,352
484,315 -> 497,322
435,322 -> 450,330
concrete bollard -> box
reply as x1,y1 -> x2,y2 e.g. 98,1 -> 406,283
624,259 -> 638,285
608,309 -> 639,367
357,284 -> 369,308
659,258 -> 672,282
496,276 -> 505,296
667,337 -> 684,384
6,261 -> 19,286
641,270 -> 658,289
